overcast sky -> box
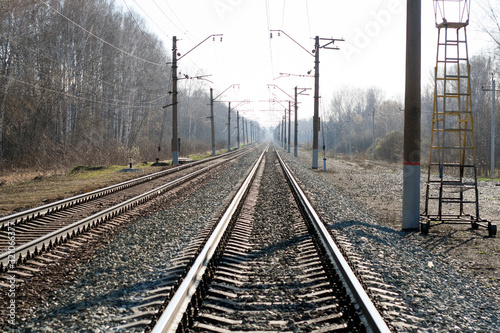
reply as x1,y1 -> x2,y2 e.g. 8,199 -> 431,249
123,0 -> 494,126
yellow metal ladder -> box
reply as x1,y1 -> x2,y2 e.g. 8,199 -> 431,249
422,20 -> 483,231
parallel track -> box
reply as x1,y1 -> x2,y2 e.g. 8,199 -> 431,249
146,146 -> 390,333
0,150 -> 242,231
0,148 -> 252,271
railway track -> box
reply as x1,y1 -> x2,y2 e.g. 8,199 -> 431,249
3,143 -> 496,332
114,145 -> 391,332
0,148 -> 253,273
1,144 -> 404,331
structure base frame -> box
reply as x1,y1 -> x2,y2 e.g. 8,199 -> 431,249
420,214 -> 497,237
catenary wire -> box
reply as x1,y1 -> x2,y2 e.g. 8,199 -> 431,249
131,0 -> 172,41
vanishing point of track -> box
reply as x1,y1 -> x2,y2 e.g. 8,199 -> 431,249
2,144 -> 397,332
142,146 -> 390,332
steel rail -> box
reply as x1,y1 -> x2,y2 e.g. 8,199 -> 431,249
0,151 -> 249,270
151,147 -> 267,333
0,148 -> 245,230
275,148 -> 391,333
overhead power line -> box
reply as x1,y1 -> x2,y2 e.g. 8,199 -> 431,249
159,0 -> 192,41
131,0 -> 172,41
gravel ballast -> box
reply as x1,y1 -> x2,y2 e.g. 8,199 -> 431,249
278,147 -> 499,332
188,148 -> 363,331
3,144 -> 499,332
5,149 -> 261,332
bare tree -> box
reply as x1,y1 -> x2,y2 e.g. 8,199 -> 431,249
0,0 -> 263,169
477,0 -> 500,47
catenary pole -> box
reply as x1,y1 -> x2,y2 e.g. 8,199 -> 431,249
483,74 -> 498,178
211,84 -> 239,154
288,101 -> 291,153
282,116 -> 285,148
284,108 -> 287,151
280,116 -> 282,147
242,116 -> 245,147
349,115 -> 352,160
402,0 -> 421,230
171,36 -> 179,165
492,77 -> 496,178
237,111 -> 240,149
294,87 -> 299,157
270,31 -> 342,168
169,34 -> 222,164
210,88 -> 215,156
227,102 -> 231,151
372,108 -> 375,161
322,116 -> 326,171
293,87 -> 310,157
312,36 -> 320,169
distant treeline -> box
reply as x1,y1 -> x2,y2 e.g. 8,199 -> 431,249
320,55 -> 499,176
2,0 -> 500,174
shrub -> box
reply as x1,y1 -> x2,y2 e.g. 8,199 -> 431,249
373,131 -> 403,163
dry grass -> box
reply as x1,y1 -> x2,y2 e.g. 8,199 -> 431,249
0,147 -> 218,217
0,163 -> 167,217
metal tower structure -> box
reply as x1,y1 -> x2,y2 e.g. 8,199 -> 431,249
422,0 -> 496,236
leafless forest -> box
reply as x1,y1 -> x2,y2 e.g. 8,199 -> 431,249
0,0 -> 250,170
1,0 -> 500,175
321,0 -> 500,176
324,52 -> 498,174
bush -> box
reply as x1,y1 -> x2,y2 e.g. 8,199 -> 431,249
69,165 -> 106,174
373,131 -> 403,163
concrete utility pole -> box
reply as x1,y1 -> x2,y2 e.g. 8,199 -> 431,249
288,101 -> 291,153
278,119 -> 280,145
227,102 -> 231,152
312,36 -> 320,168
171,36 -> 179,165
210,84 -> 239,155
402,0 -> 421,230
492,77 -> 496,178
266,85 -> 306,156
482,73 -> 499,179
209,88 -> 215,156
244,118 -> 247,146
168,34 -> 222,164
282,116 -> 285,148
270,30 -> 343,169
322,115 -> 326,171
224,99 -> 248,152
312,36 -> 344,169
241,116 -> 245,147
237,111 -> 240,149
294,87 -> 299,157
293,87 -> 311,157
372,108 -> 375,161
284,108 -> 287,151
348,114 -> 352,160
